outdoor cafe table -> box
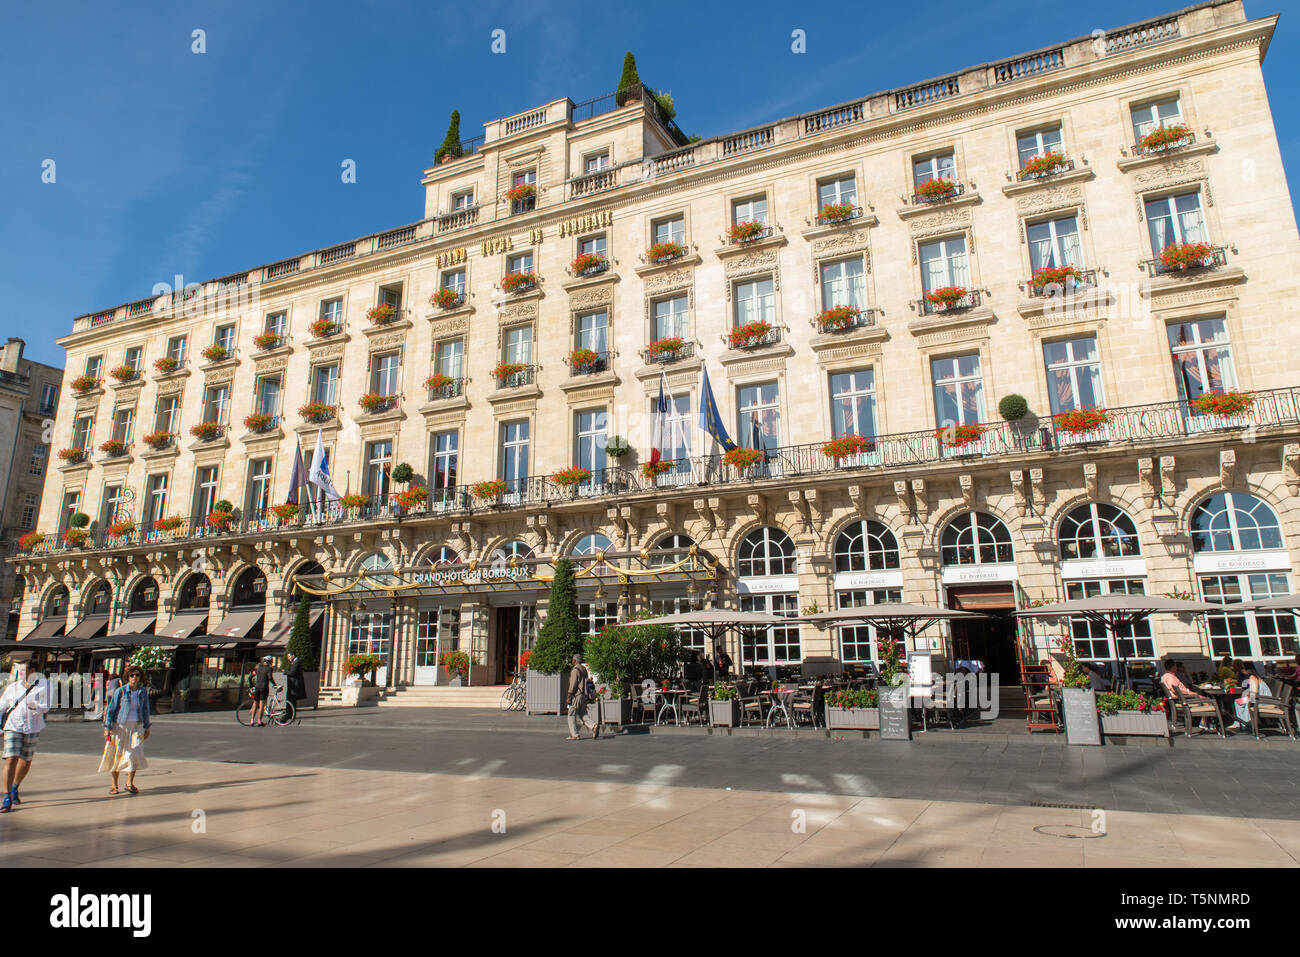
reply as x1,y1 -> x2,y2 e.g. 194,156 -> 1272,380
1194,685 -> 1241,731
763,688 -> 797,729
656,688 -> 688,726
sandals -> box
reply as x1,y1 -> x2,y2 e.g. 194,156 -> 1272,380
109,786 -> 120,795
126,785 -> 139,794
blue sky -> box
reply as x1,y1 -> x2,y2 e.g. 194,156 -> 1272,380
2,0 -> 1296,369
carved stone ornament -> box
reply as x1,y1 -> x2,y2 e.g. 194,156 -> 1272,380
367,331 -> 406,352
568,287 -> 612,309
1133,157 -> 1207,190
430,316 -> 470,337
723,250 -> 778,277
310,343 -> 346,362
497,302 -> 537,326
1138,458 -> 1156,507
1013,184 -> 1084,215
1009,470 -> 1027,516
204,368 -> 235,387
644,268 -> 693,294
810,228 -> 871,258
1160,456 -> 1176,502
1083,462 -> 1098,500
1283,444 -> 1300,496
253,355 -> 288,373
908,206 -> 972,238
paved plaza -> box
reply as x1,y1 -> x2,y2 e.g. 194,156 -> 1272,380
1,709 -> 1299,867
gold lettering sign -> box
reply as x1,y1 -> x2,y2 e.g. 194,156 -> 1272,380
435,248 -> 467,268
556,210 -> 614,238
527,228 -> 543,246
480,236 -> 514,256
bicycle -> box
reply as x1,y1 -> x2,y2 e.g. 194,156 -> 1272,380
235,682 -> 297,726
500,672 -> 526,712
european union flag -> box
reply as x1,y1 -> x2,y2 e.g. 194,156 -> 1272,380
698,366 -> 736,452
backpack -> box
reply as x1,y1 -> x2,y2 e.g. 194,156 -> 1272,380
582,666 -> 596,699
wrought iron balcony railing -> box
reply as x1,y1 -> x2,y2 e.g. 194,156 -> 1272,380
918,289 -> 982,315
1143,245 -> 1228,276
641,341 -> 696,365
1025,268 -> 1098,298
1132,129 -> 1196,156
494,365 -> 535,390
911,182 -> 966,206
426,377 -> 466,402
568,352 -> 609,376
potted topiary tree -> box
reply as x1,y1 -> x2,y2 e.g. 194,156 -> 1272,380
434,110 -> 464,165
998,394 -> 1029,422
526,558 -> 584,714
615,52 -> 642,106
286,596 -> 319,709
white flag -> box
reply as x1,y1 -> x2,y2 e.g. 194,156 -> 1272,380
308,429 -> 341,503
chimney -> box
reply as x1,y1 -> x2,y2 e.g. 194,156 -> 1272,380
0,338 -> 23,374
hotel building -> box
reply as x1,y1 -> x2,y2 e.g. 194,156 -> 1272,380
11,0 -> 1300,697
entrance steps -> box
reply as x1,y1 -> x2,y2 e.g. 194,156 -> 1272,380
374,685 -> 505,709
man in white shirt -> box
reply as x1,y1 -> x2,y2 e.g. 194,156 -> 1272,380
0,657 -> 52,813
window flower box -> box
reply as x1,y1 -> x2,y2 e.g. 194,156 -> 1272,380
647,337 -> 686,360
723,446 -> 763,470
339,493 -> 369,509
358,392 -> 396,413
58,448 -> 87,464
646,241 -> 685,264
814,305 -> 862,333
491,361 -> 526,382
916,178 -> 958,202
366,303 -> 398,324
924,286 -> 969,310
396,485 -> 429,508
1018,153 -> 1071,179
727,220 -> 766,243
153,356 -> 180,374
244,412 -> 275,432
252,332 -> 283,350
206,509 -> 235,531
308,319 -> 340,338
17,532 -> 44,550
567,348 -> 600,372
1159,241 -> 1217,272
98,438 -> 127,457
106,520 -> 136,538
551,466 -> 591,488
641,459 -> 674,479
109,365 -> 139,383
471,479 -> 508,501
70,374 -> 99,393
270,503 -> 300,522
62,527 -> 90,547
1054,407 -> 1110,434
500,271 -> 537,294
818,202 -> 856,224
935,423 -> 988,449
821,434 -> 873,459
504,183 -> 536,202
1189,390 -> 1254,417
190,421 -> 222,441
200,345 -> 229,363
570,252 -> 608,275
298,401 -> 336,423
1029,265 -> 1085,292
430,288 -> 463,309
1138,123 -> 1193,153
142,430 -> 173,451
728,320 -> 774,349
152,516 -> 183,532
424,373 -> 455,391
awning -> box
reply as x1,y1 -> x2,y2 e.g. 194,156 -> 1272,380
65,614 -> 110,641
157,610 -> 209,640
208,608 -> 265,639
111,612 -> 158,636
260,606 -> 326,650
21,617 -> 65,641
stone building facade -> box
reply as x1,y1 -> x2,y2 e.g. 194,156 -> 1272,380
10,0 -> 1300,689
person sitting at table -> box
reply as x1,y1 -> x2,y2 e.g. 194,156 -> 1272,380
1160,659 -> 1192,698
1174,660 -> 1193,687
1080,661 -> 1109,692
1232,663 -> 1272,731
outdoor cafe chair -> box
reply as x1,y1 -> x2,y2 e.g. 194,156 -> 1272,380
1251,683 -> 1297,740
680,683 -> 709,725
1172,684 -> 1225,738
632,680 -> 657,724
922,678 -> 961,731
737,685 -> 769,726
790,683 -> 823,728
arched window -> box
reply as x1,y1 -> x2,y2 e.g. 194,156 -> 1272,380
1191,492 -> 1284,553
940,512 -> 1013,566
488,540 -> 534,565
571,533 -> 613,574
84,581 -> 112,616
1058,503 -> 1141,560
177,573 -> 211,610
289,562 -> 324,604
833,521 -> 900,572
360,553 -> 392,571
650,533 -> 696,567
44,585 -> 68,618
230,567 -> 267,607
129,577 -> 159,613
738,527 -> 797,578
422,546 -> 461,567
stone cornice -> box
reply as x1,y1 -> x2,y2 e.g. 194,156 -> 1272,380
896,191 -> 981,222
1001,165 -> 1095,198
633,251 -> 702,278
1117,139 -> 1219,175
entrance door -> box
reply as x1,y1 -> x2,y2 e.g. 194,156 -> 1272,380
493,607 -> 521,685
946,585 -> 1019,683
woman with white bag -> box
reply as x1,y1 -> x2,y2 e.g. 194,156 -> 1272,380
99,665 -> 151,794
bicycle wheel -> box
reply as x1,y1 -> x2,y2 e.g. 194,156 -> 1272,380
235,698 -> 253,726
273,699 -> 296,726
512,683 -> 527,711
500,686 -> 515,711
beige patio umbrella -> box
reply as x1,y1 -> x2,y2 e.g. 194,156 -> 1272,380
799,603 -> 986,666
633,609 -> 789,676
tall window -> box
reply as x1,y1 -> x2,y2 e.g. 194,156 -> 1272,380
1202,574 -> 1297,659
575,310 -> 607,353
830,369 -> 877,439
733,277 -> 775,326
820,257 -> 866,310
451,190 -> 474,211
441,268 -> 466,297
833,520 -> 900,572
512,169 -> 536,188
652,295 -> 688,341
837,589 -> 904,664
213,324 -> 235,353
124,346 -> 143,372
430,431 -> 458,495
72,415 -> 93,450
348,611 -> 393,661
732,195 -> 768,226
500,421 -> 529,488
145,474 -> 168,525
737,382 -> 780,452
653,215 -> 685,245
28,443 -> 45,476
100,485 -> 124,528
165,336 -> 187,363
20,493 -> 38,527
59,491 -> 80,532
940,512 -> 1013,566
311,364 -> 339,406
1131,97 -> 1182,142
377,284 -> 402,311
1146,192 -> 1207,257
506,251 -> 533,274
913,152 -> 956,188
85,356 -> 103,381
319,298 -> 343,324
203,385 -> 230,424
737,527 -> 799,666
264,311 -> 287,338
256,376 -> 281,416
919,237 -> 970,293
434,339 -> 463,380
193,466 -> 219,520
578,234 -> 606,258
931,353 -> 984,428
1168,319 -> 1236,404
111,407 -> 134,443
503,326 -> 533,365
584,151 -> 610,173
659,394 -> 692,473
1016,126 -> 1064,169
1044,337 -> 1104,415
1066,579 -> 1154,659
365,440 -> 393,498
38,383 -> 56,414
155,395 -> 178,434
818,174 -> 857,208
575,410 -> 607,475
247,459 -> 272,516
1058,503 -> 1140,560
371,353 -> 400,395
1026,216 -> 1083,271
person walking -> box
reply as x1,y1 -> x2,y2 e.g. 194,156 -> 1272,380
284,652 -> 305,713
565,654 -> 599,741
0,656 -> 51,813
250,655 -> 273,727
99,665 -> 151,794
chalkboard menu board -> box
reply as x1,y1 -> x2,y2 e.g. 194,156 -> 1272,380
1061,688 -> 1102,746
879,683 -> 912,741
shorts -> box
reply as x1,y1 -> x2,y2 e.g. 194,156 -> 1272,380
252,687 -> 269,701
3,731 -> 39,761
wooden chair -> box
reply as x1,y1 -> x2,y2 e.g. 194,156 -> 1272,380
1252,683 -> 1296,740
791,684 -> 824,729
680,683 -> 709,725
1021,664 -> 1060,733
1171,684 -> 1224,738
737,684 -> 769,726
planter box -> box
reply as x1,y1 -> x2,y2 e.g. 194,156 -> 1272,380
709,698 -> 740,727
341,681 -> 380,707
1100,710 -> 1169,737
526,669 -> 567,715
597,698 -> 633,726
1061,687 -> 1101,746
825,705 -> 880,730
301,671 -> 320,710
